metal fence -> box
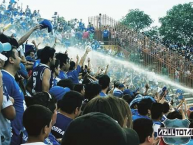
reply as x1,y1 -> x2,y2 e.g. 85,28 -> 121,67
88,14 -> 119,30
89,15 -> 193,88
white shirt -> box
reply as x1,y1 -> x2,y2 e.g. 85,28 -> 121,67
0,89 -> 13,145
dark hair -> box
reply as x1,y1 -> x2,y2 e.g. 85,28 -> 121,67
84,83 -> 101,101
151,103 -> 163,120
56,53 -> 69,69
99,75 -> 110,90
190,112 -> 193,120
74,84 -> 84,93
51,59 -> 60,72
162,102 -> 170,114
2,47 -> 17,67
82,77 -> 91,85
37,49 -> 43,59
25,92 -> 57,113
69,61 -> 75,71
0,33 -> 19,47
114,81 -> 120,88
57,79 -> 74,90
133,118 -> 153,144
40,46 -> 55,64
25,49 -> 35,57
122,94 -> 133,105
137,100 -> 149,116
167,111 -> 182,119
23,105 -> 52,136
59,91 -> 83,114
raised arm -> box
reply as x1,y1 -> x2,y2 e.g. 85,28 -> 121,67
75,55 -> 79,68
104,64 -> 109,75
32,40 -> 39,51
18,25 -> 41,46
52,37 -> 57,49
79,47 -> 91,67
87,58 -> 91,69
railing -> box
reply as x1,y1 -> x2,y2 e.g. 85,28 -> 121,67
88,14 -> 119,30
89,15 -> 193,88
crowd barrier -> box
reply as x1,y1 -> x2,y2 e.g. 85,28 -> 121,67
89,15 -> 193,88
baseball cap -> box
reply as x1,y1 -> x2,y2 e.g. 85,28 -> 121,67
119,83 -> 125,88
49,86 -> 71,101
123,89 -> 134,97
62,112 -> 139,145
189,107 -> 193,111
0,42 -> 11,61
40,19 -> 53,33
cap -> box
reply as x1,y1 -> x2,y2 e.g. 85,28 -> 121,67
189,107 -> 193,111
0,53 -> 7,61
62,112 -> 139,145
49,86 -> 70,101
123,89 -> 134,97
40,19 -> 53,33
119,83 -> 125,88
0,42 -> 11,53
0,42 -> 11,61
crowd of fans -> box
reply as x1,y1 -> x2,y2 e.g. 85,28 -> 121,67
92,16 -> 193,85
113,27 -> 193,83
1,1 -> 193,145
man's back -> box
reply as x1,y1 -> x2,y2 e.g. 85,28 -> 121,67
31,64 -> 53,93
51,113 -> 72,138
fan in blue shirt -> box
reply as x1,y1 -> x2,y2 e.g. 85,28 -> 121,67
27,46 -> 56,95
24,92 -> 60,145
56,52 -> 70,80
2,48 -> 26,145
52,91 -> 83,139
132,99 -> 151,121
103,29 -> 109,38
67,47 -> 91,84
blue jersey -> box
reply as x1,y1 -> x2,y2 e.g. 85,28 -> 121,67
67,65 -> 81,84
2,70 -> 25,144
58,70 -> 68,80
51,113 -> 72,138
32,64 -> 53,94
44,133 -> 60,145
131,109 -> 139,116
103,30 -> 109,38
99,92 -> 107,97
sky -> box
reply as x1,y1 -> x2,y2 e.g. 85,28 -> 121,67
16,0 -> 192,26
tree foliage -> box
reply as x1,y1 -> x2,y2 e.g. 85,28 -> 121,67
121,9 -> 153,31
159,3 -> 193,45
144,26 -> 159,38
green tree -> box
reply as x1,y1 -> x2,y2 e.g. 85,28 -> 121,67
159,3 -> 193,45
58,16 -> 67,24
144,26 -> 159,38
121,9 -> 153,31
